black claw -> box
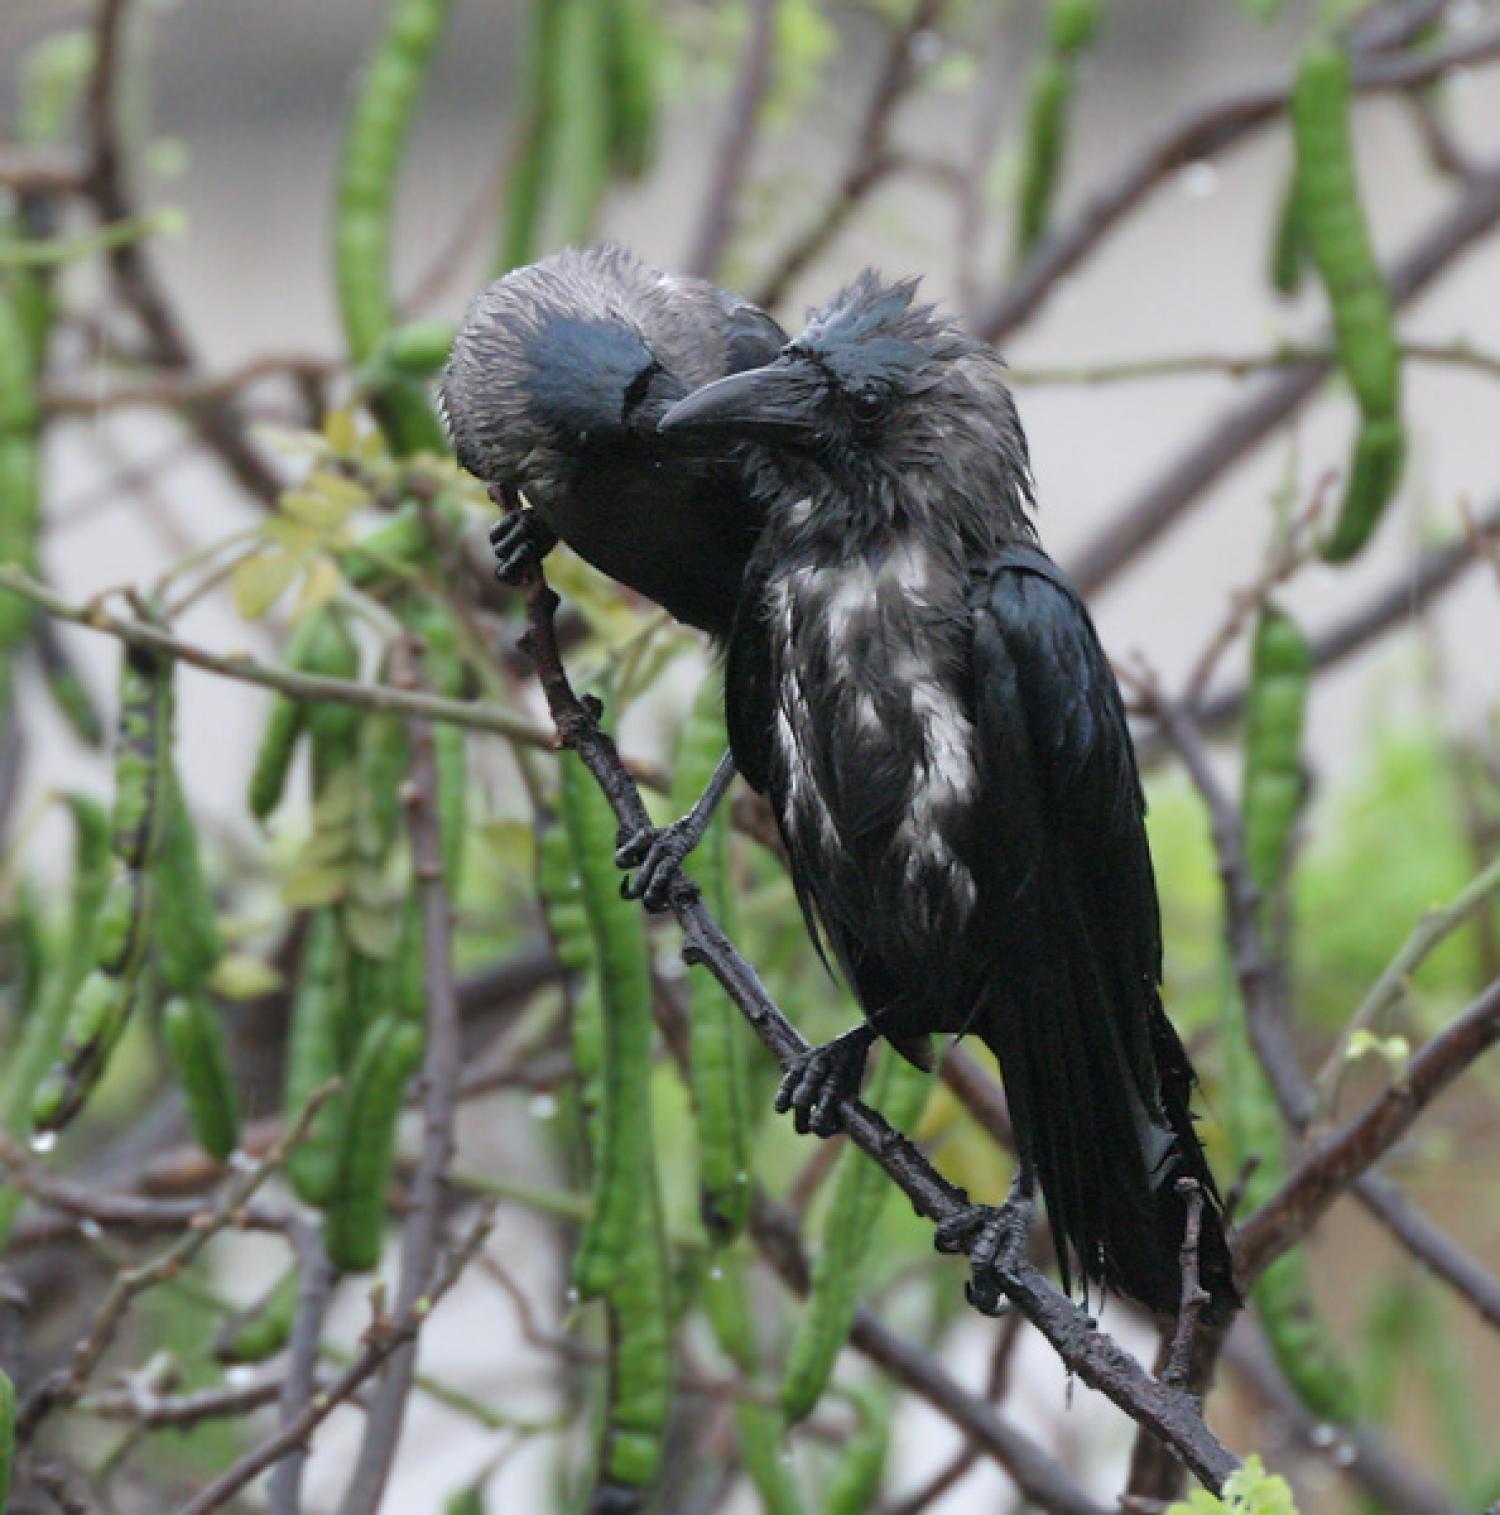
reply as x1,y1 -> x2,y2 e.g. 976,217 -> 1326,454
773,1029 -> 873,1139
937,1187 -> 1035,1317
489,511 -> 555,585
611,820 -> 696,913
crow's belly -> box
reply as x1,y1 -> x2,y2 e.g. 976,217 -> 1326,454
785,779 -> 984,1036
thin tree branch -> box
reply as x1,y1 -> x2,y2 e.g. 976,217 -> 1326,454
83,0 -> 282,504
0,565 -> 552,747
266,1219 -> 337,1515
685,0 -> 778,279
1068,154 -> 1500,595
1236,974 -> 1500,1281
334,636 -> 468,1515
1137,495 -> 1500,767
174,1206 -> 497,1515
752,0 -> 945,311
972,22 -> 1500,346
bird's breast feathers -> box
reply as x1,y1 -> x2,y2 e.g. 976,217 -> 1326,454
762,540 -> 979,923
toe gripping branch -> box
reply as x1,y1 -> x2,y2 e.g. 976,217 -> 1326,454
616,750 -> 737,912
773,1023 -> 879,1138
490,508 -> 559,585
933,1171 -> 1037,1317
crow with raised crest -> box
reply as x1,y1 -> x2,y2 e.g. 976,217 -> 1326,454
656,272 -> 1238,1319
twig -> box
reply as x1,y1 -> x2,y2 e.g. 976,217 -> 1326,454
1236,973 -> 1500,1282
335,635 -> 468,1515
0,565 -> 551,747
175,1205 -> 497,1515
10,1086 -> 335,1439
42,354 -> 337,416
1312,851 -> 1500,1114
881,1309 -> 1024,1515
1068,152 -> 1500,594
753,0 -> 946,310
77,1374 -> 290,1429
1353,1172 -> 1500,1331
1162,1179 -> 1209,1391
82,0 -> 282,504
0,148 -> 89,194
1140,495 -> 1500,767
1008,338 -> 1500,388
504,514 -> 1239,1489
972,23 -> 1500,345
1178,479 -> 1331,710
267,1218 -> 338,1515
1461,495 -> 1500,587
685,0 -> 779,279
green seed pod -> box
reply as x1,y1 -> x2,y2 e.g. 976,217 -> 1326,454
557,754 -> 657,1302
598,1171 -> 671,1495
91,870 -> 139,976
821,1385 -> 892,1515
1322,413 -> 1405,564
284,909 -> 353,1206
780,1051 -> 932,1424
326,1015 -> 424,1272
0,285 -> 42,654
553,0 -> 613,244
0,796 -> 109,1144
334,0 -> 454,452
701,1247 -> 808,1514
498,0 -> 565,274
1290,41 -> 1405,562
382,320 -> 455,376
556,753 -> 671,1500
162,995 -> 241,1161
602,0 -> 660,178
299,609 -> 362,775
1231,602 -> 1357,1422
1269,172 -> 1307,297
156,771 -> 224,994
0,1365 -> 13,1513
248,695 -> 306,821
410,600 -> 469,890
32,968 -> 142,1132
1013,59 -> 1073,260
1048,0 -> 1102,57
672,675 -> 753,1242
1241,604 -> 1310,903
110,646 -> 174,869
357,708 -> 409,859
215,1266 -> 301,1364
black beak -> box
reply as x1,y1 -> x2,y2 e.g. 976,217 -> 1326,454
657,359 -> 823,445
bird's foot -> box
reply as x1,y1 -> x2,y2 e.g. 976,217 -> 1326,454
933,1178 -> 1035,1317
490,510 -> 558,585
615,813 -> 706,913
774,1024 -> 876,1138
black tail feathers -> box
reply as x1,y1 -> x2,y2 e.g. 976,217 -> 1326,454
979,955 -> 1239,1321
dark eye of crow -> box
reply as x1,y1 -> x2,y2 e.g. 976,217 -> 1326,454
850,388 -> 888,426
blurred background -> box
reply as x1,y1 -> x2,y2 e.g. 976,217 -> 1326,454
2,0 -> 1499,1512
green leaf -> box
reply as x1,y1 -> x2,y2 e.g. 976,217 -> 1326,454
232,550 -> 302,621
282,863 -> 347,908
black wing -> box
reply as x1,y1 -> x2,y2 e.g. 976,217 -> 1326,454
968,542 -> 1234,1314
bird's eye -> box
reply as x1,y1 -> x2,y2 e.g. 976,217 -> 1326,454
851,389 -> 888,426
